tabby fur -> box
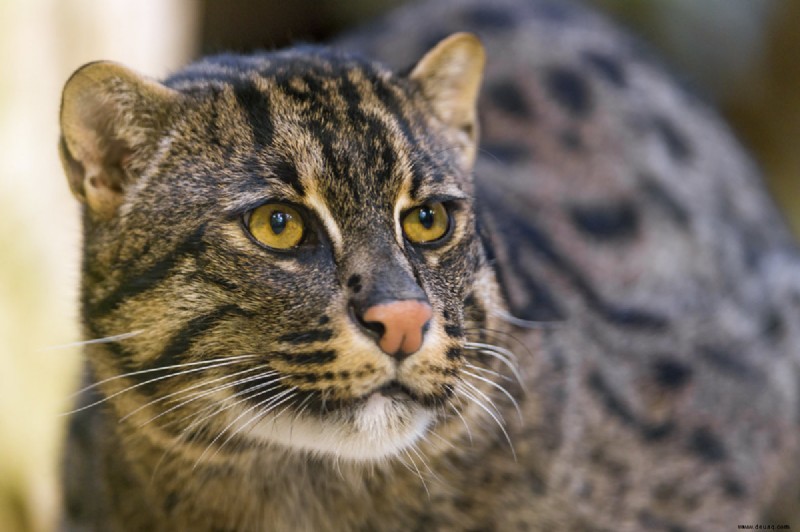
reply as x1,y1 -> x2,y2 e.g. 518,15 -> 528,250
59,0 -> 800,530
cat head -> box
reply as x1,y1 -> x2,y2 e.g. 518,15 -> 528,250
60,33 -> 502,461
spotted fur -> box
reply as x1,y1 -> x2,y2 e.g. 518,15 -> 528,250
59,0 -> 800,530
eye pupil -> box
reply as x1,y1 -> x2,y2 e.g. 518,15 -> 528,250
270,212 -> 288,234
418,207 -> 435,229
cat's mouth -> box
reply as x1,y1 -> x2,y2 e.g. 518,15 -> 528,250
374,380 -> 413,401
240,378 -> 435,461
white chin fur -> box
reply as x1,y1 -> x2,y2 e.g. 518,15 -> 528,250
239,394 -> 434,461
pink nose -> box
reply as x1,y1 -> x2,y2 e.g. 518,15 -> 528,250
362,300 -> 433,357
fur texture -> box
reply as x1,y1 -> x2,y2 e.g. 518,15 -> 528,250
59,0 -> 800,530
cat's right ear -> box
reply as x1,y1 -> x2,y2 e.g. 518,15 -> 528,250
59,61 -> 180,219
409,32 -> 485,169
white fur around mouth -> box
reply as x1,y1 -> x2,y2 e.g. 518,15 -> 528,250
238,393 -> 434,461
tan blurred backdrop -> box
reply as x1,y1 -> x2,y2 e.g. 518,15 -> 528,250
0,1 -> 797,530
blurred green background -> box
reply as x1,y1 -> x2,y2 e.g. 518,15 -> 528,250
0,1 -> 797,530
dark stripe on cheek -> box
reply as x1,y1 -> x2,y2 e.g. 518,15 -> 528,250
87,224 -> 207,320
276,350 -> 337,365
144,304 -> 247,372
278,330 -> 334,344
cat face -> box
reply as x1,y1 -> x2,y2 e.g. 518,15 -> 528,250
61,34 -> 498,461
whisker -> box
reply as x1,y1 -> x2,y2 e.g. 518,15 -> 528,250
455,384 -> 516,460
426,426 -> 457,451
68,354 -> 255,399
464,344 -> 524,389
40,330 -> 146,351
194,386 -> 297,468
465,340 -> 518,363
61,355 -> 256,416
289,394 -> 314,441
130,368 -> 277,428
448,402 -> 473,444
179,375 -> 288,439
464,362 -> 513,382
147,372 -> 288,464
407,443 -> 442,485
490,309 -> 564,329
463,326 -> 536,360
400,449 -> 430,498
233,389 -> 299,445
458,379 -> 504,420
462,370 -> 522,423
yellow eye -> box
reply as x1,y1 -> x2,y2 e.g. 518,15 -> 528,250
247,203 -> 305,250
402,202 -> 450,244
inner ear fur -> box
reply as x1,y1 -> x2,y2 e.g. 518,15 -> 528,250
409,32 -> 486,168
59,61 -> 180,218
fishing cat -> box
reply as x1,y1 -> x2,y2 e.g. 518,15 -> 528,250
58,0 -> 800,529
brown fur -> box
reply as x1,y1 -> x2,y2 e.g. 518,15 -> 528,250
59,0 -> 800,530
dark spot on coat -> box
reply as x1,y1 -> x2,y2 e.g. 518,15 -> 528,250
347,274 -> 362,293
638,511 -> 686,532
569,200 -> 640,241
600,306 -> 668,330
639,175 -> 691,228
444,324 -> 463,338
481,142 -> 531,164
722,477 -> 746,499
761,311 -> 785,342
652,115 -> 693,162
699,346 -> 762,381
641,421 -> 675,442
652,358 -> 693,390
688,426 -> 726,462
559,129 -> 583,151
582,51 -> 627,87
588,371 -> 636,426
535,1 -> 576,22
446,347 -> 462,360
486,80 -> 533,118
463,5 -> 517,30
544,66 -> 593,117
299,373 -> 319,384
163,491 -> 179,514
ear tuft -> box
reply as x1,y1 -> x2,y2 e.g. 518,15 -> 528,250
410,33 -> 485,167
59,61 -> 179,218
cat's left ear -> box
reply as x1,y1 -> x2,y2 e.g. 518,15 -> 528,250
59,61 -> 181,219
409,32 -> 485,169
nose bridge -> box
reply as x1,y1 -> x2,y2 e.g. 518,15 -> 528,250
346,239 -> 426,311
